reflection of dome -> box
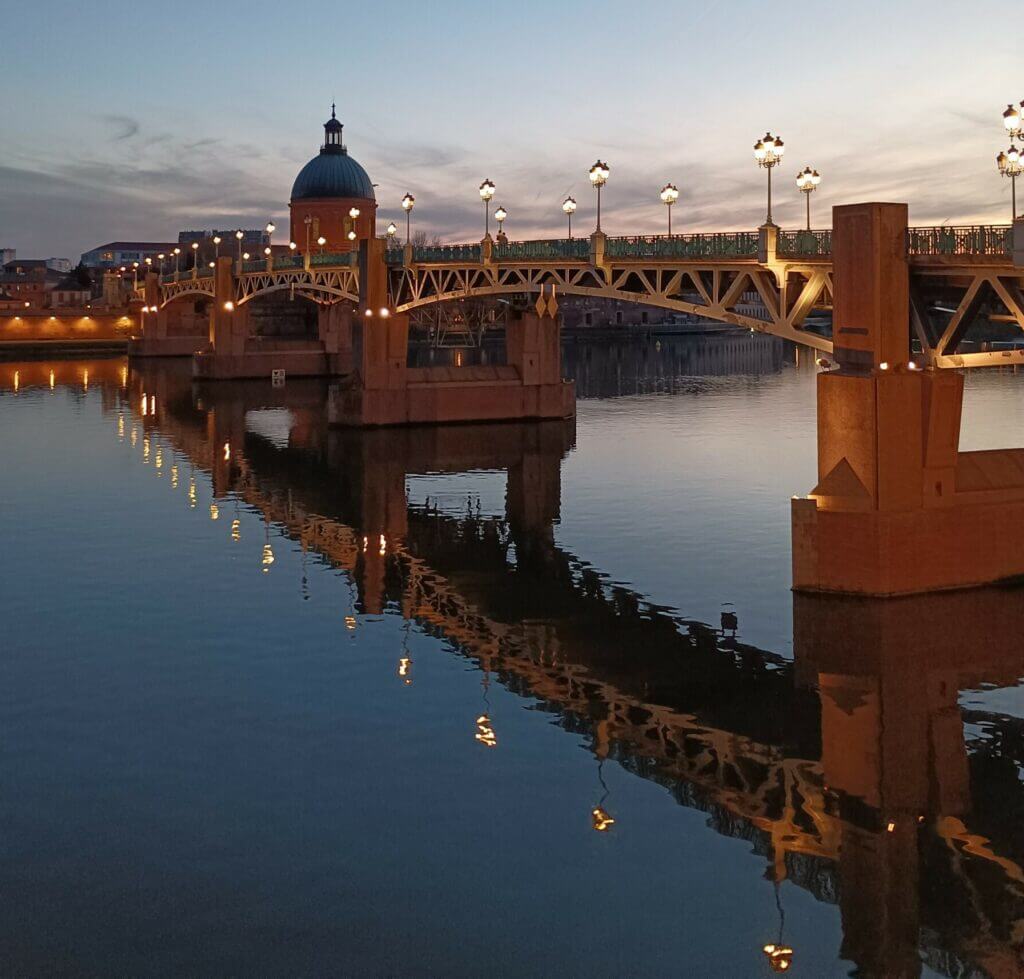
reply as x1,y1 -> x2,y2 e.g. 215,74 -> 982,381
290,105 -> 375,201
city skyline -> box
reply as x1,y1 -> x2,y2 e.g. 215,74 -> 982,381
1,0 -> 1019,258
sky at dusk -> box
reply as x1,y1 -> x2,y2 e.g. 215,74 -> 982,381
1,0 -> 1019,260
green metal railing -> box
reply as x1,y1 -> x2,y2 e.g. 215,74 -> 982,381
906,225 -> 1012,256
272,255 -> 304,270
309,252 -> 354,267
493,238 -> 590,261
412,244 -> 481,263
605,232 -> 759,259
777,229 -> 832,258
242,260 -> 265,273
384,247 -> 406,266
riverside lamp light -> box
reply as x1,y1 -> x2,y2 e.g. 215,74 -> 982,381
589,161 -> 609,231
796,166 -> 821,230
213,235 -> 221,258
235,229 -> 244,263
172,247 -> 181,274
158,253 -> 166,275
401,193 -> 415,243
479,179 -> 496,236
753,132 -> 785,225
386,222 -> 398,246
1003,102 -> 1024,141
562,196 -> 577,237
997,146 -> 1023,220
132,261 -> 140,287
317,235 -> 326,254
660,183 -> 679,235
494,205 -> 507,236
191,242 -> 199,269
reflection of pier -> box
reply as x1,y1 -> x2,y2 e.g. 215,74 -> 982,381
95,360 -> 1024,978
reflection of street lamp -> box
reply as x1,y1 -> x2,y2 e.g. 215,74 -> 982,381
589,160 -> 610,232
562,196 -> 577,238
753,132 -> 785,225
401,193 -> 415,244
660,183 -> 679,235
997,146 -> 1022,220
494,205 -> 507,236
795,166 -> 821,231
479,179 -> 495,237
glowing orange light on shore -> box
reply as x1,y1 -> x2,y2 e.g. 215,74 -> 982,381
591,807 -> 615,832
762,944 -> 794,972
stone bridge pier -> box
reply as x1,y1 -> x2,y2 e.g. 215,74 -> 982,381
792,202 -> 1024,595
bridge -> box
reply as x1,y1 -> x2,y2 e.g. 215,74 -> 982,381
140,220 -> 1024,369
82,358 -> 1024,979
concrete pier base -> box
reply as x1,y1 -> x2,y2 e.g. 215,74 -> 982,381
792,202 -> 1024,595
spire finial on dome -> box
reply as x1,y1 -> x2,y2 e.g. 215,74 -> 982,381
331,101 -> 336,119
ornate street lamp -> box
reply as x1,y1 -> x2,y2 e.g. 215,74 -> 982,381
494,205 -> 507,237
562,196 -> 577,238
401,193 -> 415,244
479,179 -> 496,237
589,160 -> 610,232
753,132 -> 785,225
997,146 -> 1023,220
212,235 -> 221,259
348,206 -> 360,242
157,253 -> 166,275
132,260 -> 140,287
235,229 -> 244,264
190,241 -> 199,271
386,221 -> 398,246
660,183 -> 679,235
317,235 -> 327,254
1003,102 -> 1024,142
172,247 -> 181,275
795,166 -> 821,231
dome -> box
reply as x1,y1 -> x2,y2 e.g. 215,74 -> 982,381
290,107 -> 375,202
290,152 -> 375,201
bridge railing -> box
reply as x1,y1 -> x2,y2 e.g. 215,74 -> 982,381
777,229 -> 832,258
242,259 -> 266,273
906,224 -> 1013,256
272,255 -> 305,270
605,231 -> 760,259
309,251 -> 355,267
493,238 -> 590,261
412,244 -> 482,263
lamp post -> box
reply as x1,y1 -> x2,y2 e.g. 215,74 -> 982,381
172,247 -> 181,275
997,146 -> 1023,220
660,183 -> 679,235
1003,102 -> 1024,141
213,235 -> 221,260
795,166 -> 821,231
317,235 -> 326,255
303,215 -> 312,255
386,222 -> 398,246
753,133 -> 785,225
132,261 -> 140,287
266,221 -> 275,244
562,196 -> 577,238
494,205 -> 507,237
348,206 -> 359,243
479,179 -> 495,237
144,256 -> 152,277
401,193 -> 415,243
589,160 -> 610,232
190,241 -> 199,272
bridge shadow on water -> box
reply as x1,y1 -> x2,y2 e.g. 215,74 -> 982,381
5,354 -> 1024,976
96,352 -> 1024,979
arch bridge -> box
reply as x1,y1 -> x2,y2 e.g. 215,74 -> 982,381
143,222 -> 1024,368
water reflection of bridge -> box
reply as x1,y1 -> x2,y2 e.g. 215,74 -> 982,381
15,356 -> 1021,977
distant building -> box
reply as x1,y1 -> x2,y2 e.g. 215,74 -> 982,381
45,258 -> 72,272
0,248 -> 15,266
0,259 -> 64,308
80,241 -> 179,270
51,272 -> 93,307
559,297 -> 673,329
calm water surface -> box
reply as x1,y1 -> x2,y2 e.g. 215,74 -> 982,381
1,337 -> 1023,977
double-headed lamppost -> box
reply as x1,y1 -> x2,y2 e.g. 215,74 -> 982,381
401,193 -> 415,243
997,146 -> 1023,221
494,205 -> 507,237
589,161 -> 610,232
562,196 -> 577,238
753,133 -> 785,225
795,166 -> 821,231
235,229 -> 244,264
348,207 -> 359,242
479,179 -> 496,237
132,261 -> 140,287
660,183 -> 679,235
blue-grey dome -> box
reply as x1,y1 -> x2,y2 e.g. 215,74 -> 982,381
291,151 -> 375,201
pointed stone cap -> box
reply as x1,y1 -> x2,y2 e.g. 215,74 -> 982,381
810,457 -> 873,511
